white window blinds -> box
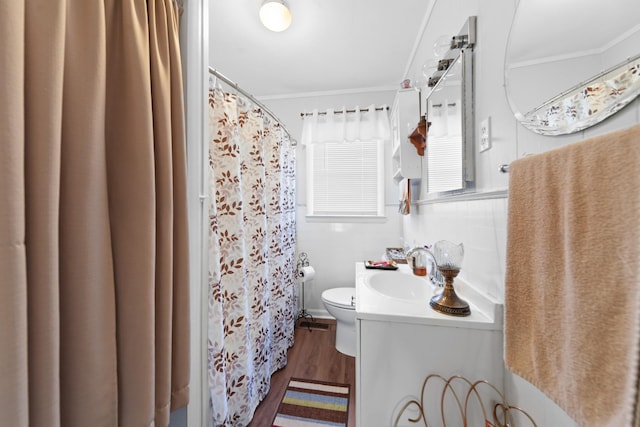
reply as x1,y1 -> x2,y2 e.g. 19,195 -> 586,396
301,105 -> 389,217
309,141 -> 381,216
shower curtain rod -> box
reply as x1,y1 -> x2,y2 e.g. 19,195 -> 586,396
300,106 -> 389,117
208,67 -> 296,146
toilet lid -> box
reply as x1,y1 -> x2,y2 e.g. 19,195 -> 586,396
322,287 -> 355,310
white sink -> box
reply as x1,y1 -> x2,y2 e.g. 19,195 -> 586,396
364,269 -> 434,300
355,262 -> 503,330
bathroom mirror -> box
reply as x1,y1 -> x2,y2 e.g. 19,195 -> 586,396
420,16 -> 475,198
505,0 -> 640,135
424,49 -> 474,195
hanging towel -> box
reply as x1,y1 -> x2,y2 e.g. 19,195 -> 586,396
504,124 -> 640,427
399,178 -> 411,215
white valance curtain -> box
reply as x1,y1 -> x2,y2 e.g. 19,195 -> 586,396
300,105 -> 391,144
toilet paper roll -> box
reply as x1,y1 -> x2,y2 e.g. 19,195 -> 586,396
298,266 -> 316,281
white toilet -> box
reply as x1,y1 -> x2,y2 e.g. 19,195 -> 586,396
321,287 -> 356,357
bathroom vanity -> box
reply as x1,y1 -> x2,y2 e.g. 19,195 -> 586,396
354,262 -> 503,426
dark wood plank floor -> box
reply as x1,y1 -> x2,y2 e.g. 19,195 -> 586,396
247,319 -> 356,427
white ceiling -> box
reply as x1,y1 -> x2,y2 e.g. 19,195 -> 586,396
209,0 -> 434,99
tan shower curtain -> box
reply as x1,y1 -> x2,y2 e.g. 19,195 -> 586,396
0,1 -> 189,426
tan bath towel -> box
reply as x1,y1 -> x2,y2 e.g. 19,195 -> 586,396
399,178 -> 411,215
505,124 -> 640,427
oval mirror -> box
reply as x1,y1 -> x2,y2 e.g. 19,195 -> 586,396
504,0 -> 640,135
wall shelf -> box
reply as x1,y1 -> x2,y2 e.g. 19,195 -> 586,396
391,89 -> 422,184
417,189 -> 508,204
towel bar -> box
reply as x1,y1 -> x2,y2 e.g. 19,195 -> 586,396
499,164 -> 510,173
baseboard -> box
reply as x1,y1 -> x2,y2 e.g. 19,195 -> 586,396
303,308 -> 332,319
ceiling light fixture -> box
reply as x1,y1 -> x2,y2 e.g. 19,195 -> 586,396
259,0 -> 292,32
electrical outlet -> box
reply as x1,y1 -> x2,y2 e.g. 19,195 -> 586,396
479,117 -> 491,152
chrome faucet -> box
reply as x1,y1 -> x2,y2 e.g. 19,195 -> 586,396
406,246 -> 443,287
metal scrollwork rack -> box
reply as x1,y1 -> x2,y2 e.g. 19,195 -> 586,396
393,374 -> 537,427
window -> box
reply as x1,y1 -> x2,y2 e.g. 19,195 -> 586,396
300,105 -> 390,218
306,140 -> 384,217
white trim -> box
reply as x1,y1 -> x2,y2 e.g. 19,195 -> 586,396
508,25 -> 640,70
304,215 -> 388,223
180,0 -> 209,426
416,189 -> 508,205
256,85 -> 397,101
305,309 -> 332,319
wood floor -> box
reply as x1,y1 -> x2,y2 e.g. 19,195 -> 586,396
247,319 -> 356,427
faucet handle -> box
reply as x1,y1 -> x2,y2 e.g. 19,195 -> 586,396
405,252 -> 414,267
405,246 -> 415,266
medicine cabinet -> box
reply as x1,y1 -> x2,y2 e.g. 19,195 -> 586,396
422,16 -> 475,197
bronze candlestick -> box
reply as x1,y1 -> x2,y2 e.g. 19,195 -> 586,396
429,241 -> 470,317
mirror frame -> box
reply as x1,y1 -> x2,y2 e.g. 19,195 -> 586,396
511,54 -> 640,135
423,49 -> 475,196
421,16 -> 476,199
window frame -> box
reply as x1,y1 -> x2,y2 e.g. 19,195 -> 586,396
305,139 -> 385,220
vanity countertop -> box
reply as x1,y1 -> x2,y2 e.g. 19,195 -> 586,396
355,262 -> 502,330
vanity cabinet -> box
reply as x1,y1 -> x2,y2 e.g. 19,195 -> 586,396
391,89 -> 421,184
354,262 -> 504,426
356,320 -> 503,426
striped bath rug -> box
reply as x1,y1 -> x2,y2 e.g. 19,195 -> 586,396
272,377 -> 350,427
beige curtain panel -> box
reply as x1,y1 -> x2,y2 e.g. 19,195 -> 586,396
0,0 -> 190,426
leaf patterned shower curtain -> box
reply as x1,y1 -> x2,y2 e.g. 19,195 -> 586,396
207,87 -> 297,426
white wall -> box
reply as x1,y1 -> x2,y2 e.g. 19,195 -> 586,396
261,0 -> 640,425
401,0 -> 640,426
263,90 -> 402,317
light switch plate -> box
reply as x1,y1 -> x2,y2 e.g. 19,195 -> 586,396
479,117 -> 491,152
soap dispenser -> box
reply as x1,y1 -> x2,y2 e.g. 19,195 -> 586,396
406,246 -> 431,277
